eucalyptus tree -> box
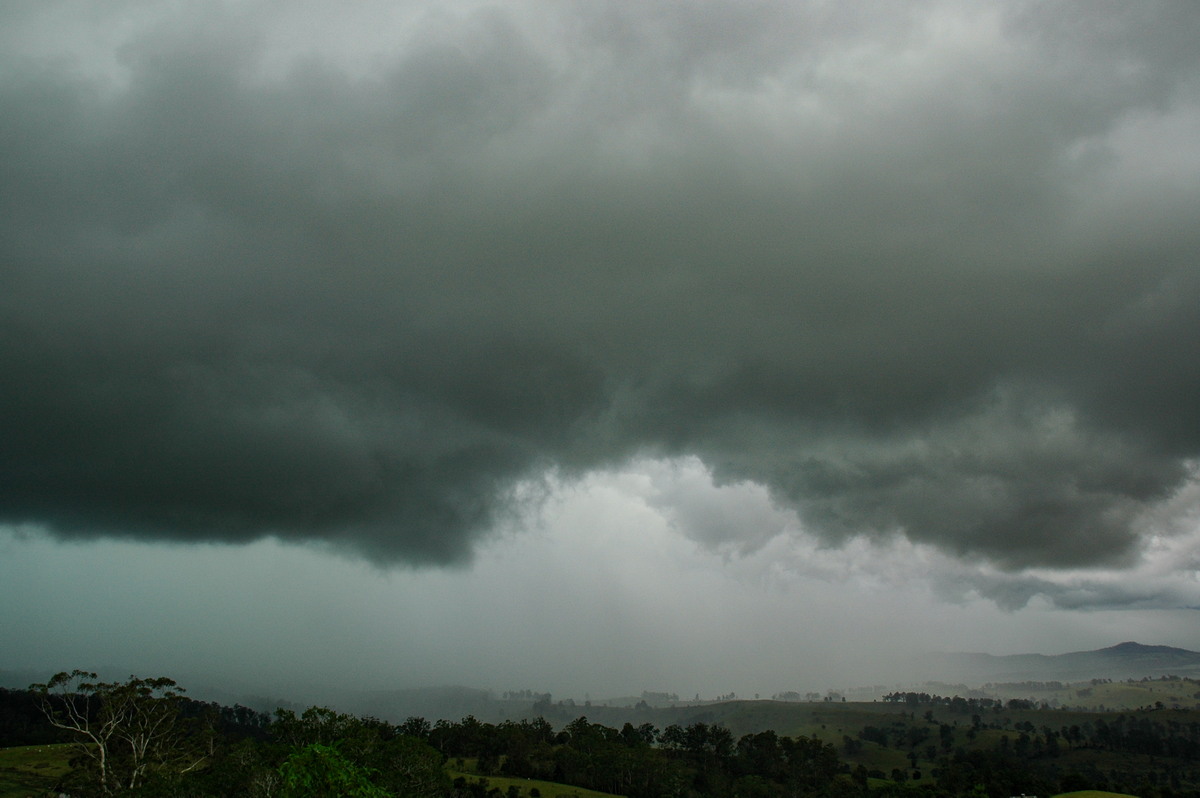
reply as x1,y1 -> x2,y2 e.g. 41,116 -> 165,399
31,670 -> 210,795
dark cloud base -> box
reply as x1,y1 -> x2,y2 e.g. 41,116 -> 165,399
2,1 -> 1198,571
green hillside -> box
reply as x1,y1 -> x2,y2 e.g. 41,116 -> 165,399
7,675 -> 1200,797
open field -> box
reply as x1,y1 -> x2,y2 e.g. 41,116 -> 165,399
526,678 -> 1200,742
602,695 -> 1200,785
964,676 -> 1200,710
448,760 -> 624,798
0,744 -> 72,798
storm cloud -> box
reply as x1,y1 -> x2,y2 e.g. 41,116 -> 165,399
3,0 -> 1198,576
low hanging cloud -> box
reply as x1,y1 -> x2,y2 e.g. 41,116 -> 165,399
2,1 -> 1199,577
626,456 -> 1200,612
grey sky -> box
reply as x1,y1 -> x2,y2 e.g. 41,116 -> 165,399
2,1 -> 1199,697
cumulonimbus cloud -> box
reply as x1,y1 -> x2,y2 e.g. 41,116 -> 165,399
1,1 -> 1198,573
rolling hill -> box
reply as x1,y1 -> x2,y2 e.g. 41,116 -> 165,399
921,641 -> 1200,683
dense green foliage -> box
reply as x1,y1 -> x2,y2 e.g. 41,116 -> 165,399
7,674 -> 1200,796
278,743 -> 391,797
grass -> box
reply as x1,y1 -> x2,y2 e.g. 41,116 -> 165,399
446,764 -> 625,798
4,747 -> 621,798
972,677 -> 1200,713
1052,792 -> 1140,798
685,696 -> 1200,785
0,745 -> 625,798
0,744 -> 73,798
448,757 -> 626,797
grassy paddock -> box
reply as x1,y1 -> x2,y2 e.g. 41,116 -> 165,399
446,768 -> 624,798
0,744 -> 73,798
447,758 -> 624,798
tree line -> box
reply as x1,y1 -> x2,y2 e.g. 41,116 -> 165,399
6,671 -> 1200,797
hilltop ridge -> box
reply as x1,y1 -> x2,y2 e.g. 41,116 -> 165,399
923,641 -> 1200,683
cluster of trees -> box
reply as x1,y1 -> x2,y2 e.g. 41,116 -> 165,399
1084,714 -> 1200,758
772,691 -> 825,702
7,675 -> 852,797
882,693 -> 1009,712
499,691 -> 550,702
30,671 -> 212,794
443,715 -> 846,798
8,671 -> 1200,797
874,695 -> 1200,762
640,691 -> 680,704
854,702 -> 1200,797
5,673 -> 856,797
19,672 -> 448,797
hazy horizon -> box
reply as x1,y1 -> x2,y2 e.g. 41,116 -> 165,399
3,1 -> 1199,703
5,633 -> 1195,710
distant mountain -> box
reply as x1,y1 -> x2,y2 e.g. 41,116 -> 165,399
923,642 -> 1200,683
